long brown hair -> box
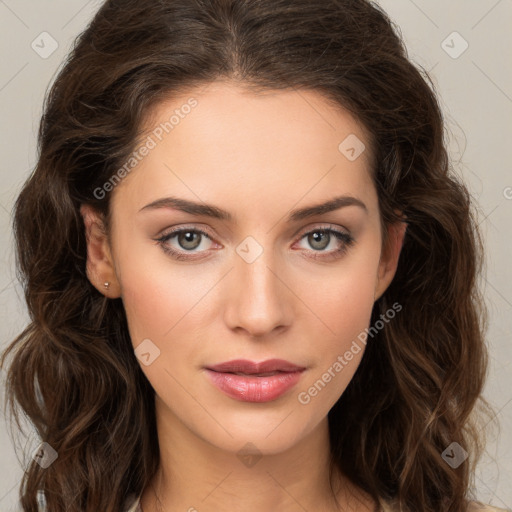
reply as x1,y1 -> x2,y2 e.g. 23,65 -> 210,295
1,0 -> 496,511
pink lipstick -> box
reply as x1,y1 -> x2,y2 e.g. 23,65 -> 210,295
205,359 -> 305,403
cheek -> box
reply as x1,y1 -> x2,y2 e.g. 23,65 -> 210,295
113,232 -> 204,350
118,254 -> 212,397
292,244 -> 380,402
300,244 -> 380,346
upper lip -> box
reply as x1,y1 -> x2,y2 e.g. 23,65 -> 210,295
206,359 -> 305,374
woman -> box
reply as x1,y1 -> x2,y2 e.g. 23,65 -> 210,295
1,0 -> 505,511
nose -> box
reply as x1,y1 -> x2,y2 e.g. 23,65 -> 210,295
223,245 -> 293,339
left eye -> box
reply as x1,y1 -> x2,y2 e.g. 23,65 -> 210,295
293,227 -> 355,260
296,228 -> 352,253
155,226 -> 354,261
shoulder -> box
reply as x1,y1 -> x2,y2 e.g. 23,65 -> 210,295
379,498 -> 510,512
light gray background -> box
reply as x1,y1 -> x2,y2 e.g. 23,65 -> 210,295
0,0 -> 511,510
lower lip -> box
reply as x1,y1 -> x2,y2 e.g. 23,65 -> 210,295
205,369 -> 304,403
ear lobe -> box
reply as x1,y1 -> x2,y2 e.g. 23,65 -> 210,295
374,216 -> 408,302
80,204 -> 121,297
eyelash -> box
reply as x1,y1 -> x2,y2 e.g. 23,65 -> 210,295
154,224 -> 355,262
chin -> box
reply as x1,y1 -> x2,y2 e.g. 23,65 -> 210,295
189,407 -> 319,457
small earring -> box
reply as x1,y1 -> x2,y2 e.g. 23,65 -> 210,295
104,281 -> 110,290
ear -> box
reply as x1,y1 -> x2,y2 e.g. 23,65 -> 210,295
80,204 -> 121,298
374,214 -> 408,302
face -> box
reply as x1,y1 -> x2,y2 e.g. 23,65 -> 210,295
82,80 -> 405,456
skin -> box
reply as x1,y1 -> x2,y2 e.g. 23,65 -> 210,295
81,80 -> 407,512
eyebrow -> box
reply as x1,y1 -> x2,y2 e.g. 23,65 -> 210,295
139,194 -> 368,222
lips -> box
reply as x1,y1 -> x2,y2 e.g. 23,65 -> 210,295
206,359 -> 305,375
204,359 -> 306,402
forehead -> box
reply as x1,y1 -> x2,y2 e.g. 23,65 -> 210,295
140,80 -> 373,163
111,80 -> 377,217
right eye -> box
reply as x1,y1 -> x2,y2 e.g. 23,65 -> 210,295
155,227 -> 217,260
